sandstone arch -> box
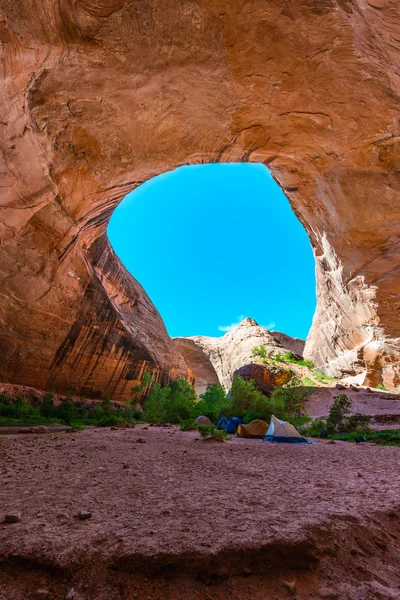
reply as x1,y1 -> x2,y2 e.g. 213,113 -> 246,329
1,0 -> 399,399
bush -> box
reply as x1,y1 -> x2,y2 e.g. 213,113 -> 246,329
252,345 -> 267,363
198,424 -> 230,441
97,414 -> 127,427
312,370 -> 336,383
0,393 -> 42,421
228,376 -> 287,423
195,383 -> 227,423
343,413 -> 371,432
300,417 -> 327,437
142,378 -> 197,424
270,376 -> 305,418
327,394 -> 352,433
180,419 -> 197,431
301,395 -> 371,438
376,383 -> 387,391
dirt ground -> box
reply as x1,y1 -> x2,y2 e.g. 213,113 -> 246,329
306,386 -> 400,425
0,425 -> 400,599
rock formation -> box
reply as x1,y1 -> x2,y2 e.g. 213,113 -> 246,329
173,338 -> 220,395
234,363 -> 293,395
177,318 -> 299,391
1,0 -> 400,398
270,331 -> 305,358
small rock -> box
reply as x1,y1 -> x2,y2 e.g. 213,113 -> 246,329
357,472 -> 363,477
65,589 -> 75,600
77,510 -> 92,520
335,383 -> 346,390
327,440 -> 336,444
123,464 -> 129,469
4,511 -> 21,523
135,438 -> 146,444
282,580 -> 296,594
110,426 -> 118,431
350,384 -> 359,392
366,387 -> 372,393
33,590 -> 49,600
195,415 -> 212,426
318,589 -> 339,599
242,567 -> 252,576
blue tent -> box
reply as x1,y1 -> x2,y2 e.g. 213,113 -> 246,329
226,417 -> 243,434
216,416 -> 229,431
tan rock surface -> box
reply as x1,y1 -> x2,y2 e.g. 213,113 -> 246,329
1,0 -> 400,397
181,318 -> 296,391
173,338 -> 220,395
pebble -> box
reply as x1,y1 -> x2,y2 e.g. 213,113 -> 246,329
318,589 -> 339,599
135,438 -> 146,444
4,511 -> 21,523
77,510 -> 92,520
242,567 -> 252,575
335,383 -> 346,390
282,580 -> 296,594
33,590 -> 49,600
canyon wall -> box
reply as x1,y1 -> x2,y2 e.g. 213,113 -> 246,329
0,0 -> 399,399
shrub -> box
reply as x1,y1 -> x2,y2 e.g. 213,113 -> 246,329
300,417 -> 327,438
0,393 -> 42,421
198,424 -> 230,441
344,413 -> 371,432
312,370 -> 336,383
326,394 -> 352,433
141,378 -> 197,424
195,383 -> 227,423
227,376 -> 287,423
270,376 -> 305,418
180,419 -> 197,431
97,414 -> 127,427
376,383 -> 387,391
252,345 -> 267,363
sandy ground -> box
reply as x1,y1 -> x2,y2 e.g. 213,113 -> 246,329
0,425 -> 399,599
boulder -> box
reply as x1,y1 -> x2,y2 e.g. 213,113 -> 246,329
234,363 -> 293,395
195,416 -> 212,426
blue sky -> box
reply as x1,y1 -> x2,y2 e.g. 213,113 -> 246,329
107,163 -> 316,340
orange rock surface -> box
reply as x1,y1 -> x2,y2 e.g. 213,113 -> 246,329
1,0 -> 399,398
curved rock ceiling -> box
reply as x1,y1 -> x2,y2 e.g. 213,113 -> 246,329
0,0 -> 399,399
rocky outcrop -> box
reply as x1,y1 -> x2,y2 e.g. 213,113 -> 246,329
1,0 -> 400,398
173,338 -> 220,395
234,363 -> 293,395
179,318 -> 298,391
270,332 -> 305,358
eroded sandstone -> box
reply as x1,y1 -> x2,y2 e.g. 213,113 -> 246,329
1,0 -> 399,397
178,318 -> 300,391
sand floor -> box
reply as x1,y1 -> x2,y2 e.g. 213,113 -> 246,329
0,425 -> 399,599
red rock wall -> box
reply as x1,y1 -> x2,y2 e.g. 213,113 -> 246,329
0,0 -> 399,398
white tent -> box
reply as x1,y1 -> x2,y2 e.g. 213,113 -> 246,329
264,415 -> 309,443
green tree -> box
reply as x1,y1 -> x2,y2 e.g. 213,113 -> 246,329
196,383 -> 227,422
327,394 -> 352,433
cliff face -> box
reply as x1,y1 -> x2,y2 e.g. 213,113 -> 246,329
1,0 -> 399,398
173,338 -> 220,396
179,318 -> 301,392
